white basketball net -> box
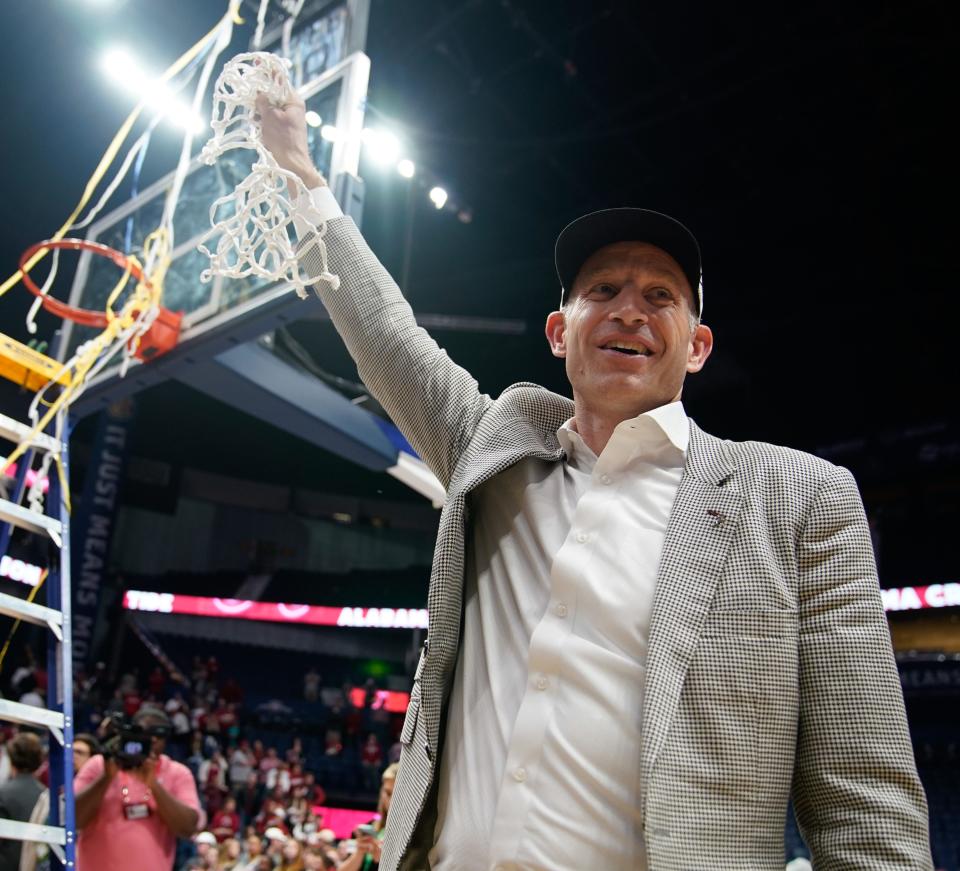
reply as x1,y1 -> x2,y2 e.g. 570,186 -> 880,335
198,51 -> 339,299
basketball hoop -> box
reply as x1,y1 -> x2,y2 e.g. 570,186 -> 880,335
18,238 -> 149,328
18,238 -> 182,360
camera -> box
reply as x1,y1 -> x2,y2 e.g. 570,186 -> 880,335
100,714 -> 169,769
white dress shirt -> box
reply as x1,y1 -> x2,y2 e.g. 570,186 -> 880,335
430,403 -> 688,871
294,186 -> 688,870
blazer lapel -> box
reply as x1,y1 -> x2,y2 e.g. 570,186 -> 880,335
639,420 -> 743,818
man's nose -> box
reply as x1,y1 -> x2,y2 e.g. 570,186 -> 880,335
608,288 -> 648,323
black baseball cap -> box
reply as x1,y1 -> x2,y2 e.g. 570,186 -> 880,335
554,207 -> 703,316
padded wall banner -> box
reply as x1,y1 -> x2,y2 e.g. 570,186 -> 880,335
70,397 -> 136,672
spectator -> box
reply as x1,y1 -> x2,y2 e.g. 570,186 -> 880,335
186,731 -> 205,781
211,795 -> 241,841
339,763 -> 398,871
147,666 -> 166,698
72,732 -> 101,774
229,741 -> 255,793
323,728 -> 342,757
16,676 -> 43,709
264,827 -> 288,864
191,831 -> 219,870
303,845 -> 333,870
122,684 -> 142,719
198,746 -> 229,815
258,746 -> 280,783
297,770 -> 325,807
303,668 -> 321,703
0,732 -> 44,871
360,735 -> 382,791
218,836 -> 243,870
74,706 -> 201,871
103,688 -> 124,719
288,763 -> 305,798
256,789 -> 288,834
236,771 -> 261,825
277,837 -> 306,871
237,832 -> 266,871
265,760 -> 290,796
286,738 -> 304,767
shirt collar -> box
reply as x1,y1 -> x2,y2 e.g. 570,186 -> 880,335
557,401 -> 689,460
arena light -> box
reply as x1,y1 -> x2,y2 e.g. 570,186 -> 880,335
320,124 -> 340,142
397,158 -> 415,179
429,186 -> 448,209
304,110 -> 322,128
361,127 -> 402,166
100,47 -> 204,133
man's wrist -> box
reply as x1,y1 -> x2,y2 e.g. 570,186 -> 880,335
286,157 -> 325,189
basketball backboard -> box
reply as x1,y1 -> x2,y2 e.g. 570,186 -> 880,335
59,49 -> 369,367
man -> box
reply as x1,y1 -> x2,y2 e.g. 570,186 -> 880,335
257,93 -> 932,870
0,732 -> 44,871
74,706 -> 202,870
72,733 -> 100,774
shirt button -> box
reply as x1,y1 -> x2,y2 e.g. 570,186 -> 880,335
600,474 -> 612,485
575,531 -> 589,543
555,602 -> 568,618
513,767 -> 527,783
535,675 -> 548,690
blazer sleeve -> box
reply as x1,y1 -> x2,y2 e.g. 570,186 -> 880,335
791,465 -> 932,870
298,218 -> 492,489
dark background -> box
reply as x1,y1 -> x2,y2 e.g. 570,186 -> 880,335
0,0 -> 955,585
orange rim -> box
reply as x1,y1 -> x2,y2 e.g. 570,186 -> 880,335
19,238 -> 152,328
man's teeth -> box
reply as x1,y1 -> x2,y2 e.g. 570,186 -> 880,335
605,342 -> 651,356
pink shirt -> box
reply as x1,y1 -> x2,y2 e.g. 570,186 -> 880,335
74,754 -> 202,871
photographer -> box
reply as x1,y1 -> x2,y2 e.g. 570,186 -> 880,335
74,706 -> 202,870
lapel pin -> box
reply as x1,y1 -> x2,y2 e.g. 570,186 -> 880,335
706,508 -> 724,526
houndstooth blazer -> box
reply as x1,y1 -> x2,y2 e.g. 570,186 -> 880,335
302,217 -> 932,871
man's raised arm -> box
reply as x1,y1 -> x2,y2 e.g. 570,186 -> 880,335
257,92 -> 491,488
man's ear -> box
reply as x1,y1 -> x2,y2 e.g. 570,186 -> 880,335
545,310 -> 567,358
686,322 -> 714,373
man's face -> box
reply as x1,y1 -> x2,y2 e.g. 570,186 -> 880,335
545,241 -> 712,421
73,740 -> 93,773
246,836 -> 262,856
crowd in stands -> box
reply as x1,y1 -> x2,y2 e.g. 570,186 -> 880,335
2,644 -> 407,870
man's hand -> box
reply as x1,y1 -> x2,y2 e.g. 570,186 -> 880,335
256,89 -> 325,190
102,756 -> 118,783
133,753 -> 158,789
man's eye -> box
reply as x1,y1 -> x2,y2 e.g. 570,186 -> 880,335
591,283 -> 616,295
650,286 -> 673,300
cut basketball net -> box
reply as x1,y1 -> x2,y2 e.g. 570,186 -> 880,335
198,52 -> 340,299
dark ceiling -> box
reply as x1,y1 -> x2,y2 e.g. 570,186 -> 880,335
0,0 -> 953,501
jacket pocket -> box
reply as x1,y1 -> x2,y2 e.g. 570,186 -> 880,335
400,681 -> 422,746
702,608 -> 798,639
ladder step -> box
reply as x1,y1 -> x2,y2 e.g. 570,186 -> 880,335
0,591 -> 63,639
0,497 -> 61,540
0,412 -> 61,453
0,699 -> 65,732
0,818 -> 66,846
